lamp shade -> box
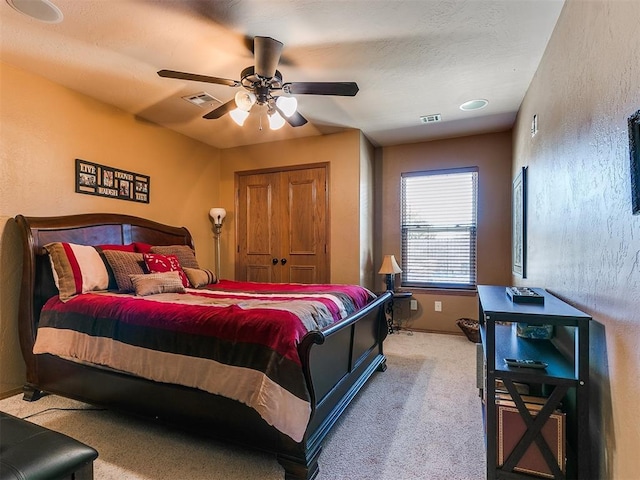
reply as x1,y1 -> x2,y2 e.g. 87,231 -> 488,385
268,110 -> 285,130
229,108 -> 250,126
378,254 -> 402,275
209,207 -> 226,225
276,96 -> 297,117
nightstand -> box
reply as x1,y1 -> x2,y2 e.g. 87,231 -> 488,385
383,291 -> 412,334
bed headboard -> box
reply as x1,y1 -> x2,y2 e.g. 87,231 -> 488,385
15,213 -> 194,380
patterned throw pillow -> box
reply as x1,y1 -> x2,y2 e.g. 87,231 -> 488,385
94,244 -> 137,290
129,271 -> 185,296
102,250 -> 146,292
150,245 -> 200,269
45,242 -> 110,302
183,267 -> 218,288
143,253 -> 189,287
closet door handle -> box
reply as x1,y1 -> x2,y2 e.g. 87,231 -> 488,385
272,258 -> 279,265
280,258 -> 287,265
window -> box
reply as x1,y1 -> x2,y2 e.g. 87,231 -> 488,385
401,167 -> 478,289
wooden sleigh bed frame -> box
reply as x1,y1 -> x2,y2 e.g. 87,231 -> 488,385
15,213 -> 391,480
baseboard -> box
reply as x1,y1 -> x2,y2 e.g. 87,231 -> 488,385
399,327 -> 466,337
0,387 -> 23,400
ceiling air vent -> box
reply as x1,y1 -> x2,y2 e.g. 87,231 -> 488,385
182,92 -> 221,107
420,114 -> 442,124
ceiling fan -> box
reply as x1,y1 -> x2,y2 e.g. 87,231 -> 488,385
158,36 -> 359,129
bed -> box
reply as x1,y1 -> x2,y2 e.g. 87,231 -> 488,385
15,213 -> 391,480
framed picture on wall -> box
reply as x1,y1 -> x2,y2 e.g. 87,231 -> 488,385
512,166 -> 527,277
75,159 -> 150,203
629,109 -> 640,215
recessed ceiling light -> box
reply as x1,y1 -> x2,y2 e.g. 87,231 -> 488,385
460,99 -> 488,111
6,0 -> 63,23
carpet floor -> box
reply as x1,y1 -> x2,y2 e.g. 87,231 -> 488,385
0,331 -> 486,479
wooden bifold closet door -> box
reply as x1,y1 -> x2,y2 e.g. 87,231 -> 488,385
236,165 -> 329,284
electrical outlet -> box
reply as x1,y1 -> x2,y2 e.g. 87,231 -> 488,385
410,299 -> 418,310
434,301 -> 442,312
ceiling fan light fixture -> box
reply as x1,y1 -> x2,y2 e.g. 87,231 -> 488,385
276,96 -> 297,117
229,108 -> 250,126
268,111 -> 285,130
235,91 -> 256,112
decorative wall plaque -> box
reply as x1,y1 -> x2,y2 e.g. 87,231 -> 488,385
75,159 -> 149,203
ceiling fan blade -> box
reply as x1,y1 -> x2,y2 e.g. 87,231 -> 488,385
277,108 -> 308,128
203,99 -> 236,119
284,82 -> 359,96
158,69 -> 240,87
254,36 -> 283,79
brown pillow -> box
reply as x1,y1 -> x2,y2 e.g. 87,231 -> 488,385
150,245 -> 199,269
102,250 -> 146,292
183,267 -> 218,288
129,271 -> 185,296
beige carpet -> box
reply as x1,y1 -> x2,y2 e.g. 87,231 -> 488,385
0,331 -> 485,480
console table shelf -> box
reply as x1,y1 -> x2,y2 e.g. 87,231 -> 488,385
478,285 -> 591,480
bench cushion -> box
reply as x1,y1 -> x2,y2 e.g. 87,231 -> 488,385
0,411 -> 98,480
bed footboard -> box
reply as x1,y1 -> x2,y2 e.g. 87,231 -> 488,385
285,290 -> 392,479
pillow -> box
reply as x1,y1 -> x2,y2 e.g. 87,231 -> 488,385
45,242 -> 110,302
143,253 -> 189,287
97,243 -> 136,252
102,250 -> 146,292
133,242 -> 153,254
129,271 -> 185,296
94,244 -> 137,290
183,267 -> 218,288
150,245 -> 200,269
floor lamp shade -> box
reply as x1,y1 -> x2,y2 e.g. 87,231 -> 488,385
209,208 -> 226,226
378,255 -> 402,291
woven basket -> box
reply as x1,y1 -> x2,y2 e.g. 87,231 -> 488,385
456,318 -> 480,343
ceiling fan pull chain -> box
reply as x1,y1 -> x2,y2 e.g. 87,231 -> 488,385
259,114 -> 263,131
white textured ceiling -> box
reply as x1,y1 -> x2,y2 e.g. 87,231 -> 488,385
0,0 -> 564,149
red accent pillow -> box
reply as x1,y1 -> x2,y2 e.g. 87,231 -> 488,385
98,243 -> 136,252
143,253 -> 189,287
134,242 -> 153,253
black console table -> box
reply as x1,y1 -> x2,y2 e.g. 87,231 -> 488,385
477,285 -> 591,480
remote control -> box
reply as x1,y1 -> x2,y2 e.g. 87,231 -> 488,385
504,358 -> 548,369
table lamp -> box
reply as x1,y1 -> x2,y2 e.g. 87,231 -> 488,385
378,254 -> 402,291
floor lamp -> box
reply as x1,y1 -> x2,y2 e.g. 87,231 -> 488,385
209,207 -> 226,277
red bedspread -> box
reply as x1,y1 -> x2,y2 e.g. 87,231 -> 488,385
33,280 -> 375,442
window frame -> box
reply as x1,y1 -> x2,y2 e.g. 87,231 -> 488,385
400,166 -> 479,291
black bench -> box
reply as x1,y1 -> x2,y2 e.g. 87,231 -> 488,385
0,411 -> 98,480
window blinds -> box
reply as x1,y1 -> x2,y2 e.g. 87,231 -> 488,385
401,168 -> 478,289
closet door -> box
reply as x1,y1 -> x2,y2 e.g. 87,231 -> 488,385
236,172 -> 281,283
281,167 -> 328,283
236,165 -> 328,284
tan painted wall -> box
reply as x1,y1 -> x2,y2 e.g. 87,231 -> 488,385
218,130 -> 370,286
512,1 -> 640,477
0,62 -> 222,394
378,131 -> 513,333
